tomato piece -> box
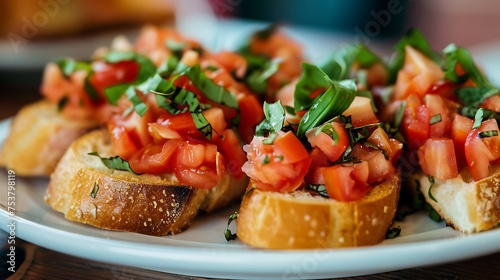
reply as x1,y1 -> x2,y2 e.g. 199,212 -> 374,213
242,134 -> 311,192
342,96 -> 379,127
418,138 -> 458,180
157,112 -> 206,142
128,140 -> 180,174
177,143 -> 206,168
217,129 -> 247,179
427,80 -> 459,102
174,166 -> 221,189
212,51 -> 248,79
451,114 -> 473,169
424,94 -> 451,138
306,122 -> 349,162
393,46 -> 444,100
305,147 -> 330,185
238,94 -> 265,143
465,119 -> 500,181
90,60 -> 139,98
367,127 -> 403,164
321,162 -> 372,202
108,124 -> 140,160
202,107 -> 227,136
481,95 -> 500,113
350,143 -> 395,184
274,131 -> 310,164
402,94 -> 430,149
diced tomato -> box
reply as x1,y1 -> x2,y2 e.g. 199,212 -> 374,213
320,162 -> 372,202
274,131 -> 310,164
465,119 -> 500,181
174,165 -> 222,189
120,110 -> 155,148
177,143 -> 207,168
212,51 -> 248,79
217,129 -> 247,179
367,126 -> 403,164
242,133 -> 311,192
402,94 -> 430,149
156,112 -> 206,142
350,143 -> 395,184
392,46 -> 444,101
481,95 -> 500,113
108,124 -> 140,160
305,147 -> 330,185
89,60 -> 139,99
424,94 -> 451,138
238,94 -> 265,143
306,122 -> 349,162
418,138 -> 458,180
128,140 -> 180,174
342,96 -> 379,127
202,107 -> 227,136
427,80 -> 459,102
451,114 -> 473,169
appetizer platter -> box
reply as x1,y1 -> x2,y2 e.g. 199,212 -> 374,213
1,21 -> 500,279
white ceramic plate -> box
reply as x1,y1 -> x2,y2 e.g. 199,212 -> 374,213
0,119 -> 499,279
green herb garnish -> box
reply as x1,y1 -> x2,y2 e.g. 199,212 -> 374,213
479,130 -> 499,138
429,114 -> 442,125
305,184 -> 329,198
90,182 -> 99,199
386,226 -> 401,239
88,152 -> 141,175
224,210 -> 239,241
428,176 -> 437,203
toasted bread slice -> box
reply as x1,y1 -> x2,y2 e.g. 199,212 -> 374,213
410,168 -> 500,233
0,100 -> 97,176
237,174 -> 400,249
45,129 -> 248,235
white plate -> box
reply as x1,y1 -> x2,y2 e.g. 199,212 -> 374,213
0,119 -> 499,279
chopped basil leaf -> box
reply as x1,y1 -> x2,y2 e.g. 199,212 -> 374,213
90,182 -> 99,199
364,141 -> 389,160
157,55 -> 180,77
105,51 -> 136,63
296,80 -> 356,138
256,101 -> 286,136
443,44 -> 492,87
317,123 -> 339,145
262,132 -> 279,145
125,87 -> 149,117
57,96 -> 69,112
473,108 -> 484,129
88,152 -> 141,175
388,29 -> 439,84
224,210 -> 238,241
246,58 -> 282,94
56,58 -> 92,77
427,176 -> 437,203
104,84 -> 131,105
305,184 -> 329,198
425,204 -> 442,222
386,226 -> 401,239
84,76 -> 101,102
205,65 -> 219,72
456,87 -> 499,108
479,130 -> 499,138
294,63 -> 332,112
430,114 -> 442,125
262,155 -> 270,165
166,39 -> 186,57
460,106 -> 500,125
138,74 -> 176,95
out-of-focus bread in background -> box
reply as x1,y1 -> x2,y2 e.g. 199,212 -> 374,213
0,0 -> 175,38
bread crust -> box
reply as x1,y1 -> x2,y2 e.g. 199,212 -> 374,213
237,174 -> 400,249
45,129 -> 248,235
0,100 -> 97,176
412,168 -> 500,233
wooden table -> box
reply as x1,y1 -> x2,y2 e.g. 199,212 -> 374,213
1,90 -> 499,280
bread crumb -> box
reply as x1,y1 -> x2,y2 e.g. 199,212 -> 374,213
153,201 -> 158,208
152,196 -> 156,200
310,219 -> 318,228
372,218 -> 378,226
171,194 -> 175,198
320,231 -> 326,237
163,190 -> 167,196
76,209 -> 82,218
365,230 -> 370,235
160,199 -> 165,203
304,215 -> 311,221
308,230 -> 315,237
338,237 -> 345,244
159,208 -> 163,212
112,216 -> 115,221
383,206 -> 388,213
143,222 -> 147,227
90,203 -> 97,219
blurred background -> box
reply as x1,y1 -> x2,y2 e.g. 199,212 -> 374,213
1,0 -> 500,118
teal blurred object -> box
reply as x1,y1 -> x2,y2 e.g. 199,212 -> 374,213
235,0 -> 409,39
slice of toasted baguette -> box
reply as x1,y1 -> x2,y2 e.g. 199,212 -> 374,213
237,174 -> 400,249
410,168 -> 500,233
45,129 -> 248,235
0,100 -> 97,176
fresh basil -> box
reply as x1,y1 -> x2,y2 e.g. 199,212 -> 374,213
427,176 -> 437,203
245,57 -> 282,94
456,87 -> 499,108
88,152 -> 141,175
255,101 -> 286,136
479,130 -> 499,138
294,63 -> 332,112
443,44 -> 492,87
224,210 -> 239,241
473,108 -> 484,129
429,114 -> 442,125
316,123 -> 339,144
90,182 -> 99,199
305,184 -> 329,198
56,58 -> 92,77
296,79 -> 356,138
386,226 -> 401,239
460,107 -> 500,125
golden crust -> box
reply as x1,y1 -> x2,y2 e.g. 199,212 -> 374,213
0,100 -> 97,176
237,174 -> 400,249
45,129 -> 248,235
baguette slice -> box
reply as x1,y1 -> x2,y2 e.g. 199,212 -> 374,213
0,100 -> 97,176
411,168 -> 500,233
237,174 -> 400,249
45,129 -> 248,235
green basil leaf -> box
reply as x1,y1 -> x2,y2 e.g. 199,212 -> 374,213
430,113 -> 442,125
105,51 -> 136,63
166,39 -> 186,57
88,151 -> 141,175
297,80 -> 356,138
90,182 -> 99,199
83,75 -> 101,102
246,58 -> 282,94
157,55 -> 180,77
428,176 -> 437,203
255,101 -> 286,136
104,84 -> 131,105
473,108 -> 484,129
56,58 -> 92,77
386,226 -> 401,239
443,44 -> 492,87
479,130 -> 499,138
305,184 -> 329,198
456,87 -> 499,107
460,106 -> 500,125
294,63 -> 332,112
125,87 -> 149,117
224,210 -> 239,241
